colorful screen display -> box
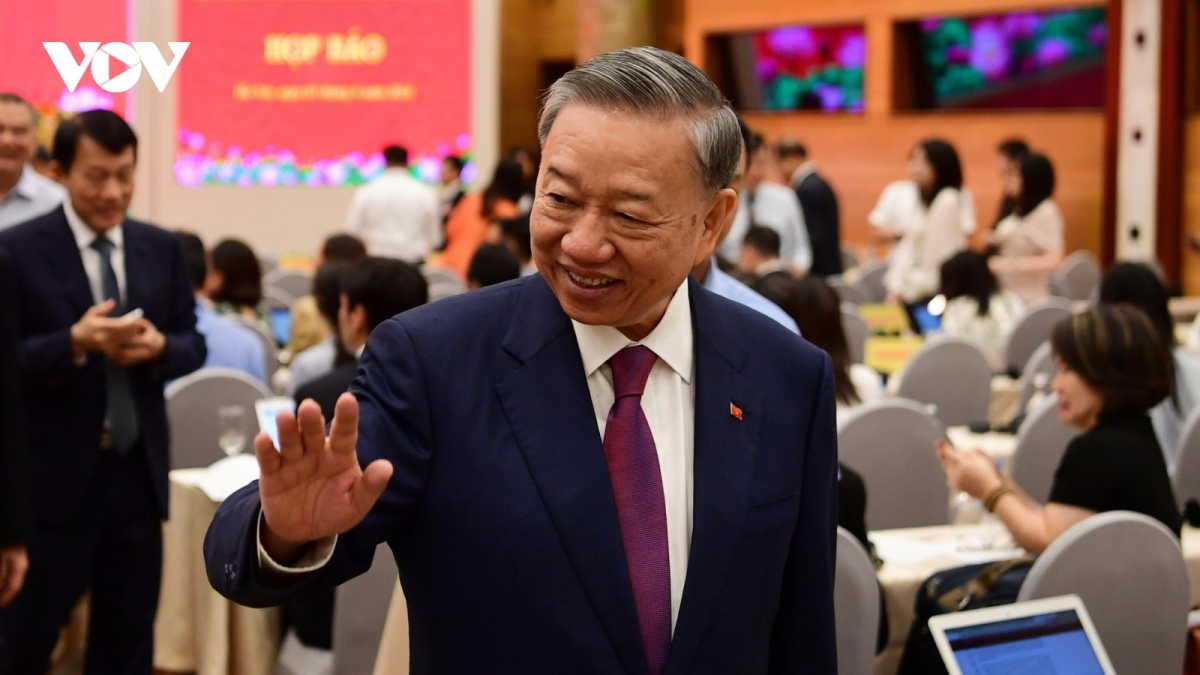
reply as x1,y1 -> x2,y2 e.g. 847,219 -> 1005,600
919,7 -> 1107,109
175,0 -> 472,187
0,0 -> 130,144
749,24 -> 865,112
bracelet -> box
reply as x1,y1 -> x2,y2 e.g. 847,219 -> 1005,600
983,482 -> 1014,513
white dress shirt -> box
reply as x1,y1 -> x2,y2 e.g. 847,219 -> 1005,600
719,182 -> 812,273
883,188 -> 969,302
0,166 -> 64,231
64,198 -> 126,306
344,168 -> 440,263
258,282 -> 699,635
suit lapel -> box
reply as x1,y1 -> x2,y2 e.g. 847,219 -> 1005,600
38,207 -> 94,317
665,278 -> 763,675
494,276 -> 649,675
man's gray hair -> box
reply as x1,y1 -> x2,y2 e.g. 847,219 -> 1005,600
0,92 -> 38,126
538,47 -> 742,194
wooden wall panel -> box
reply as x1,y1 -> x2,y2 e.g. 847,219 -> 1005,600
1183,114 -> 1200,294
686,0 -> 1108,258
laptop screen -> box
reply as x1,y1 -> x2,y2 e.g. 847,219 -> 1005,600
270,308 -> 291,347
944,609 -> 1106,675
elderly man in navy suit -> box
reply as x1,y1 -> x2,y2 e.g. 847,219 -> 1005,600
0,110 -> 206,674
205,47 -> 837,674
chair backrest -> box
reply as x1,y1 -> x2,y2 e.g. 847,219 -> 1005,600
838,399 -> 949,529
263,269 -> 314,304
840,247 -> 860,271
854,261 -> 889,304
1172,403 -> 1200,510
165,368 -> 271,469
1004,298 -> 1073,374
1048,250 -> 1101,301
231,315 -> 281,382
834,528 -> 879,675
1016,340 -> 1056,417
1008,395 -> 1079,503
895,338 -> 992,427
259,288 -> 292,313
828,276 -> 869,306
842,309 -> 869,365
259,256 -> 279,278
422,266 -> 466,302
333,544 -> 399,675
1017,511 -> 1189,675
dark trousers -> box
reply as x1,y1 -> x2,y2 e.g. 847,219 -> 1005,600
0,446 -> 162,675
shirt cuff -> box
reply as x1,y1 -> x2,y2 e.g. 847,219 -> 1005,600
255,510 -> 337,574
75,353 -> 87,367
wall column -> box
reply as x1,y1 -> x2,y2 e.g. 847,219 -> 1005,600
576,0 -> 655,62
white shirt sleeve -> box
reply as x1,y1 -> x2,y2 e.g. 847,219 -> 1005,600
344,189 -> 366,235
255,510 -> 338,575
788,193 -> 812,273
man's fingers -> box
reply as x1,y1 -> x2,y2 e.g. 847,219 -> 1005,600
296,400 -> 327,457
254,432 -> 282,476
352,459 -> 393,515
87,299 -> 116,317
329,393 -> 359,455
275,410 -> 305,464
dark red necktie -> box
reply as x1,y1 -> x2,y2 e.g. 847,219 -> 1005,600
603,345 -> 671,675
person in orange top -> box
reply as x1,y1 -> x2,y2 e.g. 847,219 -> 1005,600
440,158 -> 525,277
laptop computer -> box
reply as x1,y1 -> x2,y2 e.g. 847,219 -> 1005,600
929,594 -> 1116,675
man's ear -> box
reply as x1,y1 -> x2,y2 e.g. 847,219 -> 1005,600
351,304 -> 370,336
695,187 -> 739,267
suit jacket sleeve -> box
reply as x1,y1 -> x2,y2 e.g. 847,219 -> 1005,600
204,317 -> 434,607
770,353 -> 838,673
0,251 -> 31,547
151,235 -> 206,382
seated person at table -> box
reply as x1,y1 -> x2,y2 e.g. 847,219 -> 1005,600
283,257 -> 427,658
206,238 -> 270,332
936,251 -> 1024,372
287,264 -> 355,396
288,235 -> 368,357
1098,262 -> 1200,476
180,232 -> 266,382
752,274 -> 883,425
899,305 -> 1182,674
737,225 -> 789,278
467,243 -> 521,290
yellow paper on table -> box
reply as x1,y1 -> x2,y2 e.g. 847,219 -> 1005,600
865,335 -> 925,376
859,303 -> 911,336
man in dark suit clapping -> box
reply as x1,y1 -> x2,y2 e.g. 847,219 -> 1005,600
0,110 -> 206,674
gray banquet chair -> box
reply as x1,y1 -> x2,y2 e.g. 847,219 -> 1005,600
231,315 -> 281,382
1007,395 -> 1078,504
842,308 -> 869,365
1015,340 -> 1056,417
332,545 -> 400,675
828,276 -> 869,306
1047,250 -> 1101,302
422,266 -> 466,302
853,261 -> 889,304
263,268 -> 314,304
258,288 -> 292,313
1172,404 -> 1200,509
895,338 -> 991,427
1003,297 -> 1073,375
834,528 -> 879,675
840,247 -> 860,272
838,400 -> 948,529
165,368 -> 271,469
1017,511 -> 1189,675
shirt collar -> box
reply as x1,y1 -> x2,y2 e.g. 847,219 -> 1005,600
790,161 -> 818,184
11,166 -> 38,200
64,197 -> 123,252
571,280 -> 693,384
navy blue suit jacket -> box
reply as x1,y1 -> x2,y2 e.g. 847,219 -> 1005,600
0,207 -> 206,523
205,274 -> 838,673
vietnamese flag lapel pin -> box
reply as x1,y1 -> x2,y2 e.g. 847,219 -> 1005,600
730,402 -> 743,420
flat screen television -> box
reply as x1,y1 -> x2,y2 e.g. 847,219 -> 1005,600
709,24 -> 865,113
916,7 -> 1107,109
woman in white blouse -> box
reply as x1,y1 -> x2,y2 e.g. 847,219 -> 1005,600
987,153 -> 1065,305
883,140 -> 971,308
937,251 -> 1026,372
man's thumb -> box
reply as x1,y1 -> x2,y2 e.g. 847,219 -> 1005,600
351,459 -> 394,514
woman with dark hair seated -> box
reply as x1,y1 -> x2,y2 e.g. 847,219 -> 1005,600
1098,262 -> 1200,475
207,238 -> 268,328
937,250 -> 1024,372
899,305 -> 1182,674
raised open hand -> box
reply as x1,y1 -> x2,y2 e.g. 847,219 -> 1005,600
256,393 -> 393,564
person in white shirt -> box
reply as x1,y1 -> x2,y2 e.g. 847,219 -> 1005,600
438,155 -> 465,223
0,93 -> 64,231
344,145 -> 440,264
718,133 -> 811,274
884,139 -> 971,307
986,153 -> 1065,305
937,251 -> 1026,372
